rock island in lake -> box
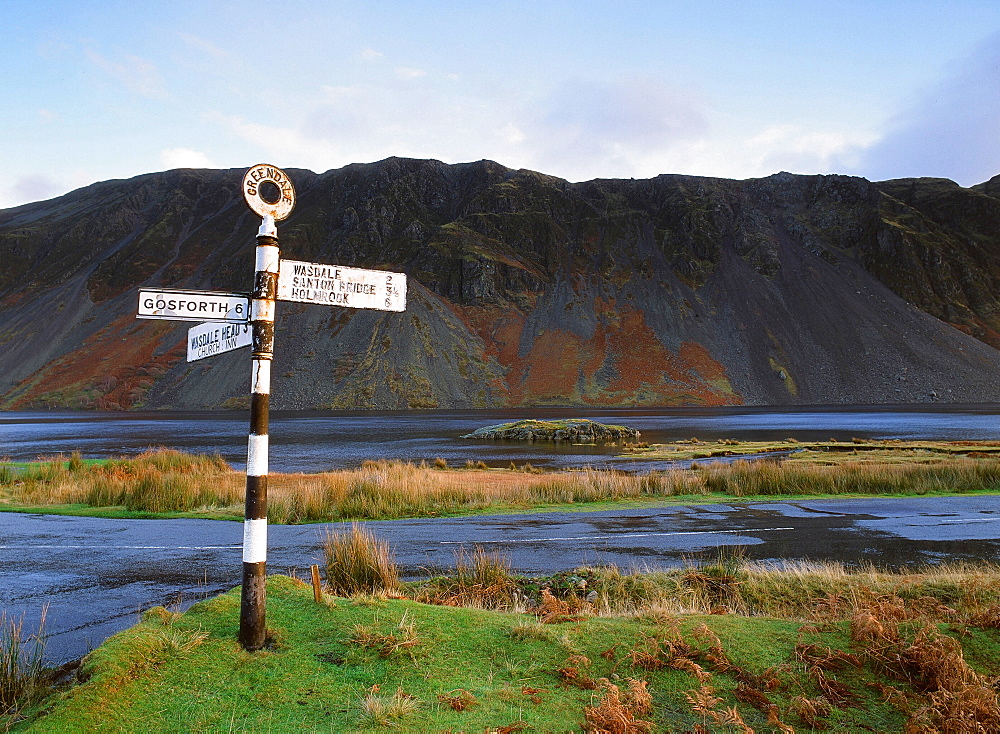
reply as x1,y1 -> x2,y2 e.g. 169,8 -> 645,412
461,418 -> 640,442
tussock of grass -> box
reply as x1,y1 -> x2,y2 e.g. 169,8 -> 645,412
322,523 -> 400,596
415,546 -> 521,610
508,620 -> 552,642
358,685 -> 421,727
349,613 -> 421,660
701,456 -> 1000,497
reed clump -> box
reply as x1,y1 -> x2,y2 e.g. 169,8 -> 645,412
2,449 -> 240,513
322,523 -> 400,596
1,608 -> 48,723
83,449 -> 239,512
4,449 -> 999,521
701,456 -> 1000,497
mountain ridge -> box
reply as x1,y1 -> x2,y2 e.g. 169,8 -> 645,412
2,159 -> 999,410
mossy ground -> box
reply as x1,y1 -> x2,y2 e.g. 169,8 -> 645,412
621,437 -> 1000,464
462,418 -> 640,441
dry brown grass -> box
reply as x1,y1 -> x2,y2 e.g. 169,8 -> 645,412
262,451 -> 997,525
407,555 -> 1000,633
436,689 -> 477,711
583,678 -> 654,733
6,447 -> 999,522
556,654 -> 598,690
699,453 -> 1000,497
735,559 -> 1000,621
849,595 -> 1000,732
790,695 -> 832,728
535,588 -> 592,624
348,613 -> 420,660
2,449 -> 241,513
969,604 -> 1000,628
414,546 -> 521,610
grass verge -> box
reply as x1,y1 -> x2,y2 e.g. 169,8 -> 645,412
12,567 -> 1000,732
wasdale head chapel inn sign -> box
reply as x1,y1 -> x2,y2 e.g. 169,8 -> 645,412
135,164 -> 407,650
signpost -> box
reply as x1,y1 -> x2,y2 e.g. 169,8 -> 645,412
238,166 -> 285,652
187,322 -> 252,362
135,163 -> 407,652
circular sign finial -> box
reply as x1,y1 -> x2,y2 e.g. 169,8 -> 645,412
242,164 -> 295,221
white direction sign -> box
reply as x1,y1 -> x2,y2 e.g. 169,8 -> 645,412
137,289 -> 249,323
187,322 -> 252,362
277,259 -> 406,312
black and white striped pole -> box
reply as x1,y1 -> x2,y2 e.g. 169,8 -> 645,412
239,165 -> 295,651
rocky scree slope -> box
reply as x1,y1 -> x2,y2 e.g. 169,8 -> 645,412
1,160 -> 999,410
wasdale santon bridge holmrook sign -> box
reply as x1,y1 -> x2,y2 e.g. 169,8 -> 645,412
134,164 -> 407,650
277,259 -> 406,311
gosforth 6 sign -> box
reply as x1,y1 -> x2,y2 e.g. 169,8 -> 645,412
277,259 -> 406,312
137,289 -> 249,323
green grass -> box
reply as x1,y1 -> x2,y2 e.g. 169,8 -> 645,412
10,554 -> 1000,731
6,576 -> 928,732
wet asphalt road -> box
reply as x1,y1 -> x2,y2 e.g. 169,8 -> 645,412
3,495 -> 1000,663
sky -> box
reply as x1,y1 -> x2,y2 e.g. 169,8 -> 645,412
4,0 -> 1000,209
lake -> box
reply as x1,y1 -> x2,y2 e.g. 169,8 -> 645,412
3,404 -> 999,473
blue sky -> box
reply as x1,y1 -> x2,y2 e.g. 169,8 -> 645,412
4,0 -> 1000,208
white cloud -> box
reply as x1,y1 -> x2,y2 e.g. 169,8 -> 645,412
320,85 -> 365,102
178,32 -> 228,59
360,48 -> 383,61
744,125 -> 876,175
588,122 -> 876,184
499,122 -> 525,145
513,77 -> 710,180
0,175 -> 62,208
199,71 -> 870,186
208,112 -> 343,168
85,48 -> 170,101
160,148 -> 214,169
394,66 -> 427,80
